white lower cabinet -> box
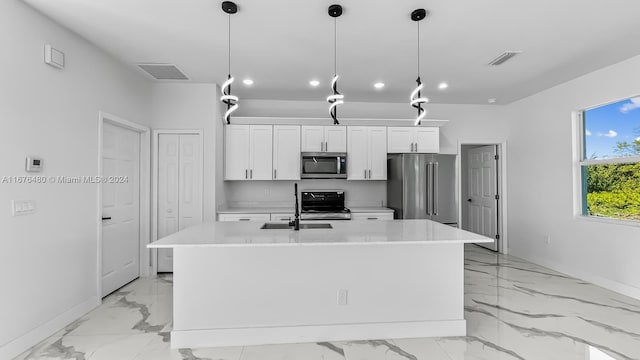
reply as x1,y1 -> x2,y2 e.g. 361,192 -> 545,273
218,213 -> 270,222
350,212 -> 394,220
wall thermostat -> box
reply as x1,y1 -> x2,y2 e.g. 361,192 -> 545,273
26,156 -> 43,172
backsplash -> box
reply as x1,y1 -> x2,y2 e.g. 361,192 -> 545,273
222,180 -> 387,209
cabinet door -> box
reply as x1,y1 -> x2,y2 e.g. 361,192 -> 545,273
249,125 -> 273,180
301,126 -> 324,152
415,127 -> 439,153
347,127 -> 368,180
218,213 -> 270,222
368,127 -> 387,180
225,125 -> 250,180
325,126 -> 347,152
387,127 -> 414,153
273,126 -> 301,180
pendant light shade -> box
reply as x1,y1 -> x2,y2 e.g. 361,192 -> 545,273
220,1 -> 239,124
326,4 -> 344,125
410,9 -> 429,126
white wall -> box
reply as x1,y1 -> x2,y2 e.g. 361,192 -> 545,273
505,55 -> 640,299
150,84 -> 218,222
0,1 -> 151,358
224,100 -> 509,207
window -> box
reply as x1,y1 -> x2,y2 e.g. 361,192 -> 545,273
578,96 -> 640,222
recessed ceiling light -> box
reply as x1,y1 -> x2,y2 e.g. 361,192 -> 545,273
488,98 -> 497,104
438,82 -> 448,90
374,82 -> 385,89
243,78 -> 254,86
309,80 -> 320,87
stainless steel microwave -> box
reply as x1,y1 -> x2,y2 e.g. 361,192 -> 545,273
300,153 -> 347,179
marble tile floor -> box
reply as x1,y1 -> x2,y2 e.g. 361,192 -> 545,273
15,245 -> 640,360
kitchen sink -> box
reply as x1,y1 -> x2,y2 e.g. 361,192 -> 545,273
260,223 -> 333,230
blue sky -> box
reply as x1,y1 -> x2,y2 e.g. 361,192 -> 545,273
584,96 -> 640,159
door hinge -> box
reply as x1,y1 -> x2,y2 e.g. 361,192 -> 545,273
495,194 -> 500,200
494,154 -> 499,160
495,234 -> 500,240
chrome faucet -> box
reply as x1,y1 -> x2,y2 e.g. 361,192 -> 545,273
289,183 -> 300,231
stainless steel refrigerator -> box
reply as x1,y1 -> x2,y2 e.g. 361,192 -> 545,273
387,153 -> 458,226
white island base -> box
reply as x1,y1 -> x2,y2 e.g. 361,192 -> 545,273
149,220 -> 491,349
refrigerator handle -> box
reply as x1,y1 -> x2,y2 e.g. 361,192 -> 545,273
426,162 -> 433,216
433,162 -> 439,215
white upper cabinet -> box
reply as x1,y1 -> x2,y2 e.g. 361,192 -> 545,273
225,125 -> 273,180
301,126 -> 346,152
387,127 -> 439,153
272,125 -> 301,180
347,126 -> 387,180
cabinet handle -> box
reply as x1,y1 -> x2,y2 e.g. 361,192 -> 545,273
250,169 -> 253,179
415,142 -> 419,152
239,218 -> 251,221
245,169 -> 248,179
367,217 -> 378,220
369,169 -> 372,179
364,169 -> 367,179
274,169 -> 277,179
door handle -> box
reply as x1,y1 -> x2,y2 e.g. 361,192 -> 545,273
101,217 -> 112,221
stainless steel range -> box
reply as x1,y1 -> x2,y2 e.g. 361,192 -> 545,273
300,190 -> 351,220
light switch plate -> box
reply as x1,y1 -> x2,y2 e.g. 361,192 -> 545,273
12,200 -> 36,216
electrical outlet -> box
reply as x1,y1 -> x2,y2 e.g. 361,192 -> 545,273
337,289 -> 348,305
12,200 -> 36,216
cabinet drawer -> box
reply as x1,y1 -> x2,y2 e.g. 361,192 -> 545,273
270,213 -> 294,222
217,213 -> 270,222
351,212 -> 394,221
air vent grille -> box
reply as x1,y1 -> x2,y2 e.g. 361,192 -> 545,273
137,64 -> 189,80
487,51 -> 522,66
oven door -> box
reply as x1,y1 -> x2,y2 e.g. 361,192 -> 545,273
300,153 -> 347,179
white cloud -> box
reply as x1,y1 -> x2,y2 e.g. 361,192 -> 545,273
604,130 -> 618,138
636,136 -> 640,142
620,97 -> 640,113
585,129 -> 592,136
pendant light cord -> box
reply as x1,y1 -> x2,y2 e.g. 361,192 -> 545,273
334,17 -> 337,76
228,14 -> 231,75
416,21 -> 420,76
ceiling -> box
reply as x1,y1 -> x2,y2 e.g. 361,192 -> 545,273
22,0 -> 640,104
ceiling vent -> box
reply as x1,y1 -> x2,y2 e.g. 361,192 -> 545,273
137,63 -> 189,80
487,51 -> 522,66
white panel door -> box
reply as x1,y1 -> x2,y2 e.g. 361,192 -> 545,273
157,134 -> 203,272
466,145 -> 498,251
102,123 -> 140,297
249,125 -> 273,180
324,126 -> 347,152
368,127 -> 388,180
225,125 -> 250,180
347,126 -> 368,180
157,134 -> 180,272
273,125 -> 300,180
414,127 -> 439,153
301,126 -> 324,152
387,127 -> 414,153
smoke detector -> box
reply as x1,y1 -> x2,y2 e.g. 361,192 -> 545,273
137,63 -> 189,80
487,51 -> 522,66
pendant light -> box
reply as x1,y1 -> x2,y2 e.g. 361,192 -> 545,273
326,4 -> 344,125
220,1 -> 239,124
410,9 -> 429,126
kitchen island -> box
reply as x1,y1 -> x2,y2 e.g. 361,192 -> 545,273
148,220 -> 492,349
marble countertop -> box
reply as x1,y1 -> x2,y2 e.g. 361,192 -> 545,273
148,220 -> 492,248
217,206 -> 393,214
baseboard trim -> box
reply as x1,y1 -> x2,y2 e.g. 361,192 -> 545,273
0,296 -> 99,359
515,252 -> 640,301
171,320 -> 466,349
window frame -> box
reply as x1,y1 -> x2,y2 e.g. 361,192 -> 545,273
573,106 -> 640,227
